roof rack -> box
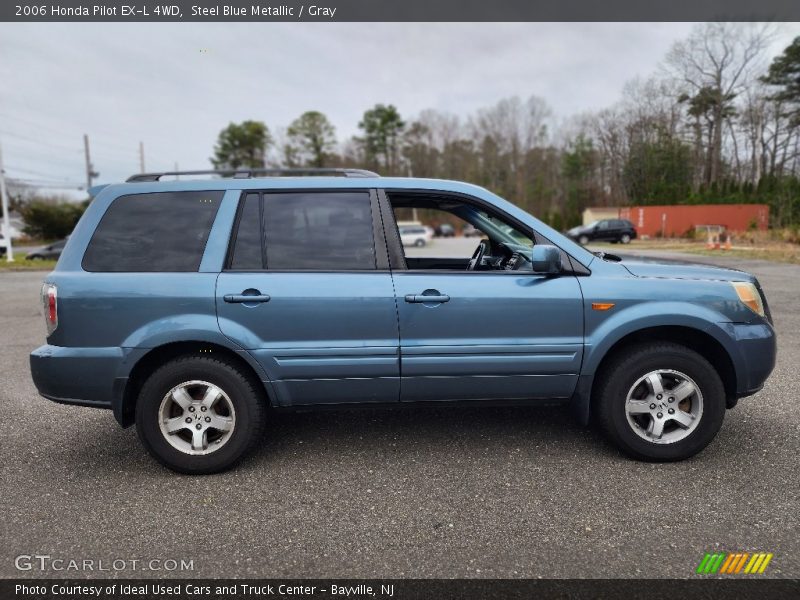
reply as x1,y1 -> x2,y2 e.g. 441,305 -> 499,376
126,168 -> 380,183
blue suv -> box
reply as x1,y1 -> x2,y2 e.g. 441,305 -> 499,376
30,169 -> 776,473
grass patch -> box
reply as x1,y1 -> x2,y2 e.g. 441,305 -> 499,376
0,257 -> 58,271
590,240 -> 800,265
676,246 -> 800,264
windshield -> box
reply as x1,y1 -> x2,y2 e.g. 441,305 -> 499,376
455,206 -> 533,250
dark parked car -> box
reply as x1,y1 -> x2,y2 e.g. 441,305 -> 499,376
27,239 -> 67,260
434,223 -> 455,238
567,219 -> 637,245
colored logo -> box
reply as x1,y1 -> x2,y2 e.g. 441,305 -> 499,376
696,552 -> 773,574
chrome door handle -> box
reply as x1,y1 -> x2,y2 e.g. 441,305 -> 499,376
405,293 -> 450,303
224,294 -> 271,303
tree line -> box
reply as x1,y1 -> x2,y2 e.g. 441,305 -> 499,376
209,24 -> 799,229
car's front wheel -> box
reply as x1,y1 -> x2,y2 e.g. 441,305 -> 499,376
578,235 -> 589,245
594,343 -> 725,461
135,356 -> 266,474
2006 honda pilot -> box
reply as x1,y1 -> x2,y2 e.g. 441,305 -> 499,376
30,169 -> 776,473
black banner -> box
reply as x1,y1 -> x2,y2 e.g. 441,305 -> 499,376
3,0 -> 800,22
4,579 -> 800,600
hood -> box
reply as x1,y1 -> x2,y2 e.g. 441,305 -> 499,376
622,260 -> 754,283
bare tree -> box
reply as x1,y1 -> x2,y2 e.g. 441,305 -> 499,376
665,23 -> 774,187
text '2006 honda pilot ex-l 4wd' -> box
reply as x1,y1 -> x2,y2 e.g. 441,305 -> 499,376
30,169 -> 776,474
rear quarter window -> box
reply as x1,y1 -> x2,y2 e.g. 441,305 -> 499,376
82,191 -> 223,272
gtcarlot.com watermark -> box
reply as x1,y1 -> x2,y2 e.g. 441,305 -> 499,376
15,554 -> 194,572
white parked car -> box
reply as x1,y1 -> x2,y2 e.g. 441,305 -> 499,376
399,225 -> 433,247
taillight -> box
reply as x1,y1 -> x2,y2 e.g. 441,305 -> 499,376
41,283 -> 58,336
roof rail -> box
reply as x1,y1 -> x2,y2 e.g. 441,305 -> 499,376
126,168 -> 380,182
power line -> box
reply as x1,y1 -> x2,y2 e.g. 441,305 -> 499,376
5,165 -> 61,178
0,130 -> 84,154
8,176 -> 83,185
0,112 -> 82,140
7,178 -> 84,190
0,117 -> 147,156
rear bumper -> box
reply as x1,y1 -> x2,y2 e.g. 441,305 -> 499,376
30,344 -> 127,409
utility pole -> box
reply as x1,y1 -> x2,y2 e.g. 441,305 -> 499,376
139,141 -> 145,173
83,134 -> 99,190
0,138 -> 13,261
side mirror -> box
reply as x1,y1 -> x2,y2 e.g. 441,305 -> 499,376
531,244 -> 561,275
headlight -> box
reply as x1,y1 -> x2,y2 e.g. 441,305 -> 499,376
731,281 -> 765,317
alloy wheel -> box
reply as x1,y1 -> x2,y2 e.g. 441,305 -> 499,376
624,369 -> 703,444
158,380 -> 236,455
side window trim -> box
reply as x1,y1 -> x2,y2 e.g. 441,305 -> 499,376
376,188 -> 407,270
370,189 -> 391,270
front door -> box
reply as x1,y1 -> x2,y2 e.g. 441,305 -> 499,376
384,191 -> 584,403
216,190 -> 400,406
393,272 -> 584,402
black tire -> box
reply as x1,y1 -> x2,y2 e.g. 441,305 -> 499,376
620,233 -> 631,244
594,342 -> 725,461
414,239 -> 425,247
135,356 -> 267,474
578,235 -> 589,245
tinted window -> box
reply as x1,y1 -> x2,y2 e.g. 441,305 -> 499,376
230,193 -> 263,270
597,221 -> 610,229
263,192 -> 375,270
83,191 -> 222,272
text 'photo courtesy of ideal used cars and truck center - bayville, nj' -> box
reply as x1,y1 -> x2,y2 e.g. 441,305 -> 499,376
2,2 -> 800,599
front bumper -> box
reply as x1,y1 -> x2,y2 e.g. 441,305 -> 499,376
720,322 -> 777,398
29,344 -> 127,409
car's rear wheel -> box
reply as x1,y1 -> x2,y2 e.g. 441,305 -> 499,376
135,356 -> 266,474
578,235 -> 589,245
620,233 -> 631,244
594,343 -> 725,461
414,238 -> 425,247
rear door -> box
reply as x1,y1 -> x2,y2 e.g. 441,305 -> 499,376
216,190 -> 400,407
595,220 -> 613,241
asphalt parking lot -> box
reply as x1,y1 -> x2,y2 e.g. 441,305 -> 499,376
1,249 -> 799,579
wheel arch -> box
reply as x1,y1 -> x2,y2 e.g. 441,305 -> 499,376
571,325 -> 738,425
114,341 -> 273,428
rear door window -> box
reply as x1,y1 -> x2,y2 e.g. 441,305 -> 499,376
227,191 -> 377,271
83,191 -> 223,272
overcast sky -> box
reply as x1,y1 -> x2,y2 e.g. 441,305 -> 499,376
1,22 -> 799,194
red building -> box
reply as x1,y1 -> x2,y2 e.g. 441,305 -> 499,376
618,204 -> 769,238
